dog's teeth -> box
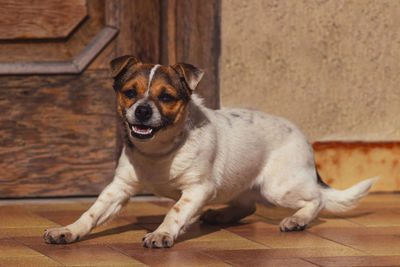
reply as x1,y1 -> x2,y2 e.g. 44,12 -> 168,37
132,126 -> 152,135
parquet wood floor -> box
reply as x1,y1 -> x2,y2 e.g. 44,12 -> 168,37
0,194 -> 399,266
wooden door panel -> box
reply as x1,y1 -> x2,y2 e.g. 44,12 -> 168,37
0,0 -> 87,40
161,0 -> 221,109
0,0 -> 221,198
0,0 -> 117,74
0,71 -> 116,197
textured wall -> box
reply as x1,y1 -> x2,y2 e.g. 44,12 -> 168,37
220,0 -> 400,142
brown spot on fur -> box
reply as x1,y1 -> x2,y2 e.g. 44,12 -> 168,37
173,206 -> 180,213
106,192 -> 113,197
174,220 -> 179,224
90,213 -> 94,218
182,198 -> 191,203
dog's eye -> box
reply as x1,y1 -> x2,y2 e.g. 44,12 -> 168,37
123,89 -> 137,99
158,92 -> 176,103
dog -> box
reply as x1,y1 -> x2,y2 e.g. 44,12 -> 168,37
43,55 -> 377,248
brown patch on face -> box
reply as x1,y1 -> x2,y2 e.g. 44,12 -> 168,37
149,69 -> 189,126
106,192 -> 113,197
89,213 -> 94,218
116,74 -> 150,119
182,198 -> 191,203
174,220 -> 179,224
173,206 -> 180,213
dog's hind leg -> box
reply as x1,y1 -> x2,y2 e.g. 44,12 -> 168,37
200,193 -> 256,224
279,199 -> 322,231
258,137 -> 325,232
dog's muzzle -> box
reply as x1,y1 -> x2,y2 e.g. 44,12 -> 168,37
127,104 -> 162,140
135,104 -> 152,122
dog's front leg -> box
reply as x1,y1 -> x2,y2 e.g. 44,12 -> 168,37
44,148 -> 138,244
43,177 -> 136,244
142,185 -> 212,248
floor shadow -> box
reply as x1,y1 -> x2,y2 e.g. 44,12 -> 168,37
80,209 -> 376,243
81,215 -> 226,244
176,221 -> 242,243
252,208 -> 375,229
84,222 -> 141,241
82,215 -> 165,242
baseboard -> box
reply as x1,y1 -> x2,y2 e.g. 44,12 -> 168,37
313,142 -> 400,192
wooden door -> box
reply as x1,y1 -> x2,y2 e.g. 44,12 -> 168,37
0,0 -> 220,198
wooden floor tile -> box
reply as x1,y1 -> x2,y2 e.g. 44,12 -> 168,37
0,194 -> 399,265
305,255 -> 400,266
207,247 -> 367,264
0,238 -> 42,257
109,243 -> 232,267
308,227 -> 400,255
204,249 -> 318,267
0,255 -> 62,267
0,227 -> 47,238
227,222 -> 349,249
19,243 -> 145,266
0,206 -> 59,228
173,239 -> 267,250
346,210 -> 400,226
20,201 -> 92,212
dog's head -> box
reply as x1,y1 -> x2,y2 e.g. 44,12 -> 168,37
110,55 -> 204,142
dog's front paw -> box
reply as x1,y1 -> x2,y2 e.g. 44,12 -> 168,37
142,231 -> 174,248
43,227 -> 79,244
279,216 -> 307,232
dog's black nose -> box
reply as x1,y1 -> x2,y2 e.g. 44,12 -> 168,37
135,104 -> 152,122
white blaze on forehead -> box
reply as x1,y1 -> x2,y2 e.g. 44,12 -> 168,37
145,64 -> 160,97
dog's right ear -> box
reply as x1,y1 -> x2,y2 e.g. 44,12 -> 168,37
110,55 -> 140,78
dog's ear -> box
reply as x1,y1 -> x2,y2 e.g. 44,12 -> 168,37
110,55 -> 140,78
172,63 -> 204,92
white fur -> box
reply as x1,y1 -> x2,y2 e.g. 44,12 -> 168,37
44,93 -> 376,247
144,64 -> 160,97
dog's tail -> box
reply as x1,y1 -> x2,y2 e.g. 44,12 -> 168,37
320,174 -> 378,212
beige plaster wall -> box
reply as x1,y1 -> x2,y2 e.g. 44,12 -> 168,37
220,0 -> 400,142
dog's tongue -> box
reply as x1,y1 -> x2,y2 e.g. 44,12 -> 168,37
132,125 -> 152,135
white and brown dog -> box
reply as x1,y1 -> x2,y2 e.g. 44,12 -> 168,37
44,56 -> 376,248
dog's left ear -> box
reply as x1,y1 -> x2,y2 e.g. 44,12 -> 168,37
172,63 -> 204,92
110,55 -> 140,78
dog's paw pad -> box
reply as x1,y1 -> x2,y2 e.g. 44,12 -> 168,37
142,232 -> 174,248
279,216 -> 307,232
43,228 -> 76,244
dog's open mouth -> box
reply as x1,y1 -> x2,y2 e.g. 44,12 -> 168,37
129,123 -> 161,140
